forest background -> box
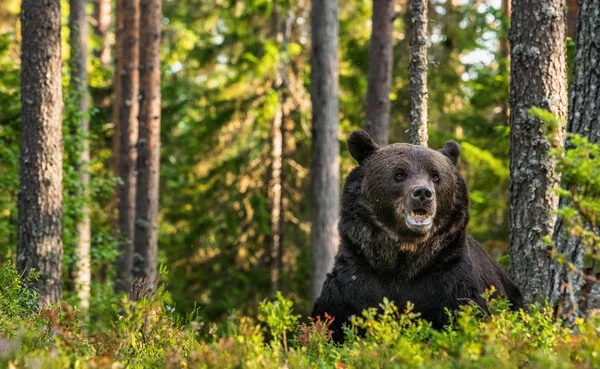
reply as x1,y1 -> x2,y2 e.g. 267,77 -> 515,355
0,0 -> 579,321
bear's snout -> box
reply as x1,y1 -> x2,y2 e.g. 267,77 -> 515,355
401,184 -> 437,234
411,185 -> 434,205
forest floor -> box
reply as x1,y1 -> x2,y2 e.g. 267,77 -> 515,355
1,264 -> 599,369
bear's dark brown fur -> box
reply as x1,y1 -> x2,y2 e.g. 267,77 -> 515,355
312,130 -> 523,342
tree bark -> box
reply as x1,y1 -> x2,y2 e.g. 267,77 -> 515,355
549,0 -> 600,321
69,0 -> 91,311
498,0 -> 511,126
108,0 -> 123,287
133,0 -> 161,294
93,0 -> 111,66
409,0 -> 428,146
499,0 -> 511,58
111,0 -> 123,236
566,0 -> 579,40
310,0 -> 340,301
269,103 -> 284,294
268,9 -> 293,295
18,0 -> 64,306
115,0 -> 139,294
508,0 -> 567,305
364,0 -> 394,147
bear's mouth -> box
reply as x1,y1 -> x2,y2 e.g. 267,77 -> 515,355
405,209 -> 433,230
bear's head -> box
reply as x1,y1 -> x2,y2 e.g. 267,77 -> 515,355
345,130 -> 467,248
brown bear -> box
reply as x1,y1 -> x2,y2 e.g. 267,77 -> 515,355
311,130 -> 523,342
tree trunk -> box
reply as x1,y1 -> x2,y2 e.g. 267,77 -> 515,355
508,0 -> 567,305
566,0 -> 579,40
269,103 -> 284,294
268,9 -> 293,295
18,0 -> 63,306
93,0 -> 111,66
68,0 -> 91,311
364,0 -> 394,147
133,0 -> 161,295
498,0 -> 510,126
499,0 -> 511,59
115,0 -> 139,294
549,0 -> 600,322
310,0 -> 340,301
107,0 -> 123,286
409,0 -> 428,146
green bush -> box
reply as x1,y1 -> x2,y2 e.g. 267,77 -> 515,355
1,262 -> 599,368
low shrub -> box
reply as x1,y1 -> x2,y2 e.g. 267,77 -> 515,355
0,263 -> 599,368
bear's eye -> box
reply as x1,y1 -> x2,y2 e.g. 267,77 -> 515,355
432,172 -> 440,182
395,170 -> 407,182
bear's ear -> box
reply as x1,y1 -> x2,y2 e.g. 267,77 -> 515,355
347,130 -> 380,164
439,141 -> 461,166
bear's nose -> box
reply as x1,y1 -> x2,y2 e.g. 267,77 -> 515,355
411,186 -> 434,203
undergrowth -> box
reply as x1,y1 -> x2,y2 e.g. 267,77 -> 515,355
0,263 -> 599,368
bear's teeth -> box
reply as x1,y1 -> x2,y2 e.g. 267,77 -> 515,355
407,212 -> 432,226
414,214 -> 426,222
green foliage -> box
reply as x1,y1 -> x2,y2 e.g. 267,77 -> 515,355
0,262 -> 39,325
0,0 -> 544,329
529,106 -> 563,149
1,266 -> 599,368
548,133 -> 600,285
156,0 -> 520,322
0,263 -> 201,368
259,291 -> 300,350
0,9 -> 119,310
0,31 -> 21,261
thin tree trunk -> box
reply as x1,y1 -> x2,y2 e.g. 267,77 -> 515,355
499,0 -> 511,58
115,0 -> 140,294
133,0 -> 161,295
409,0 -> 428,146
268,10 -> 293,295
278,95 -> 290,292
112,0 -> 123,225
310,0 -> 340,301
566,0 -> 579,40
93,0 -> 111,66
508,0 -> 567,305
69,0 -> 91,311
549,0 -> 600,322
107,0 -> 123,286
18,0 -> 63,306
364,0 -> 394,147
498,0 -> 510,126
269,103 -> 283,294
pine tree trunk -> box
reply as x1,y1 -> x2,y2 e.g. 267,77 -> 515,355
269,103 -> 283,294
310,0 -> 340,301
133,0 -> 161,295
108,0 -> 123,286
364,0 -> 394,147
549,0 -> 600,321
499,0 -> 511,58
409,0 -> 428,146
498,0 -> 511,126
93,0 -> 110,66
508,0 -> 567,305
111,0 -> 123,231
115,0 -> 139,294
566,0 -> 579,40
18,0 -> 64,306
268,9 -> 293,295
69,0 -> 91,311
